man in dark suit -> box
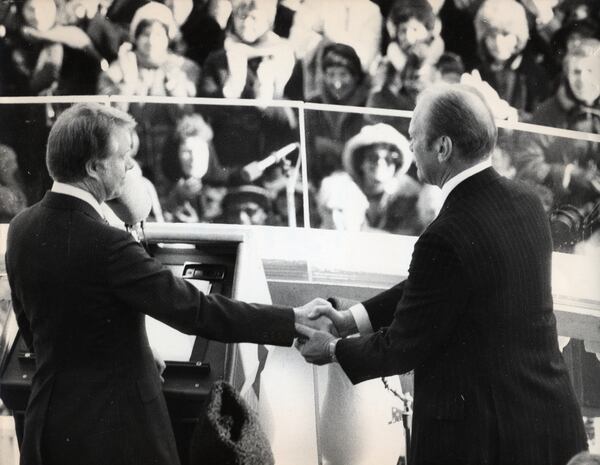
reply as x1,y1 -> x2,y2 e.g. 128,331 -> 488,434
5,102 -> 331,465
296,83 -> 588,465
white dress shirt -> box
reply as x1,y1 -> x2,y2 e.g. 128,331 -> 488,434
349,158 -> 493,335
51,181 -> 106,220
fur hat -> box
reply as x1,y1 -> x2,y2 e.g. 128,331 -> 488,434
342,124 -> 413,183
129,2 -> 178,41
474,0 -> 529,53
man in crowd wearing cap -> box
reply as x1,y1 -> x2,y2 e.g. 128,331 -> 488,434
5,102 -> 333,465
296,83 -> 588,464
221,185 -> 273,226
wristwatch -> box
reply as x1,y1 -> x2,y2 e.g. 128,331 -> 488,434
328,338 -> 340,363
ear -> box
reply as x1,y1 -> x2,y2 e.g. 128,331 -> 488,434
437,135 -> 453,163
85,158 -> 103,182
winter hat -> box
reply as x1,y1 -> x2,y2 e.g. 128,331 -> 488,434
474,0 -> 529,53
129,2 -> 178,41
342,124 -> 413,183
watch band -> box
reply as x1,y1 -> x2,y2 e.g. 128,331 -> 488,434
328,338 -> 340,363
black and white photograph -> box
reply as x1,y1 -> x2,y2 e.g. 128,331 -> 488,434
0,1 -> 599,464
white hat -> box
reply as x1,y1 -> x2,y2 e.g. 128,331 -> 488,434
342,123 -> 413,183
129,2 -> 178,41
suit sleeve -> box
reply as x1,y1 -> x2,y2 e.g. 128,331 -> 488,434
361,280 -> 406,331
104,231 -> 295,346
336,231 -> 469,384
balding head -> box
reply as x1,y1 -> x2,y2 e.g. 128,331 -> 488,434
416,83 -> 497,162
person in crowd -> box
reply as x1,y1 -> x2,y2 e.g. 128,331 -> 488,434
0,0 -> 62,97
17,0 -> 128,96
220,185 -> 273,226
0,144 -> 27,222
160,113 -> 235,223
366,0 -> 444,135
548,15 -> 600,88
0,0 -> 62,203
5,102 -> 333,465
295,83 -> 588,464
342,123 -> 433,235
162,0 -> 225,68
438,0 -> 483,71
197,0 -> 297,171
98,1 -> 200,182
316,171 -> 369,232
305,43 -> 370,187
512,37 -> 600,212
472,0 -> 551,117
288,0 -> 382,98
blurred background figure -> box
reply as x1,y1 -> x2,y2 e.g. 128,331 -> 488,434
316,171 -> 369,231
163,0 -> 225,68
0,0 -> 62,97
342,123 -> 434,235
366,0 -> 444,135
306,43 -> 370,187
98,1 -> 200,183
473,0 -> 551,117
289,0 -> 382,99
513,37 -> 600,213
160,113 -> 231,223
198,0 -> 298,171
220,185 -> 273,226
0,144 -> 27,222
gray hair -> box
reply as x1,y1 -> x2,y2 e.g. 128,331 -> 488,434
418,83 -> 497,161
46,103 -> 136,183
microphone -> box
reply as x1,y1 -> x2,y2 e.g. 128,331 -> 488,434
241,142 -> 300,182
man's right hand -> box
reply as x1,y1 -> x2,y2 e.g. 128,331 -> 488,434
307,306 -> 358,338
293,298 -> 338,336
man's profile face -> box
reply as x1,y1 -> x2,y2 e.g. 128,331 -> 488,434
96,127 -> 135,201
409,100 -> 437,185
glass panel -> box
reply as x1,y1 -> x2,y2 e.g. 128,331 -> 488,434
0,99 -> 305,228
497,125 -> 600,255
305,106 -> 441,236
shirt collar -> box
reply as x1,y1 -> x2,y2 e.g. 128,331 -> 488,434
51,181 -> 106,220
440,158 -> 492,205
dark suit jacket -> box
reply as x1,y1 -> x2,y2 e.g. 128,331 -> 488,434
5,192 -> 295,465
336,168 -> 587,465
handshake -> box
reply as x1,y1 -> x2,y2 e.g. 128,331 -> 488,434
292,298 -> 358,366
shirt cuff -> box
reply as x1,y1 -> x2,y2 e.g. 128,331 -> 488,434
349,303 -> 373,335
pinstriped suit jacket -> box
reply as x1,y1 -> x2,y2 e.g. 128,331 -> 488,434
337,168 -> 588,465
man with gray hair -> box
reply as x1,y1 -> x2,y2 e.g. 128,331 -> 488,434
5,102 -> 332,465
297,83 -> 588,464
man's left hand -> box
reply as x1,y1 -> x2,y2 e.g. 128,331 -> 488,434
295,324 -> 338,365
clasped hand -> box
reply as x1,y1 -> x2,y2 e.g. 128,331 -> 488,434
293,298 -> 355,365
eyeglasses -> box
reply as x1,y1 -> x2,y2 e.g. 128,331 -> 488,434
363,150 -> 402,166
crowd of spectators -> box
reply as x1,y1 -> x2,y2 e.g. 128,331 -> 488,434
0,0 -> 598,244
